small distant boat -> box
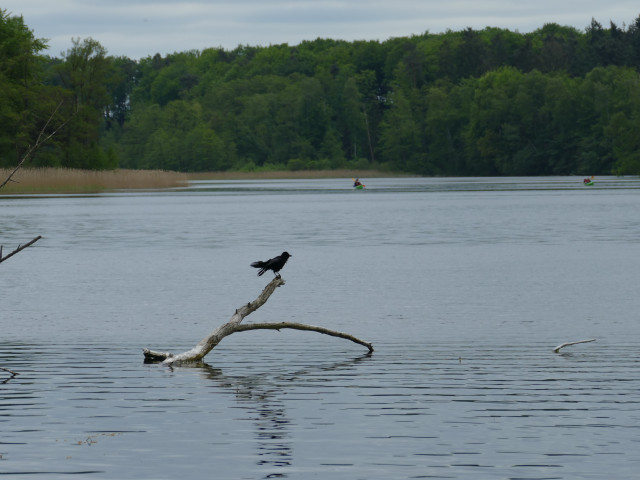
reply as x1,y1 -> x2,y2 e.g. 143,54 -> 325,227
583,176 -> 595,186
352,178 -> 365,189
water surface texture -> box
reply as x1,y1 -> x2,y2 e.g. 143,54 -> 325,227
1,176 -> 639,479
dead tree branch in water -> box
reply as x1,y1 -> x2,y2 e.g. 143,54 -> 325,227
143,277 -> 373,365
233,322 -> 374,351
553,338 -> 596,353
1,366 -> 19,384
0,236 -> 42,264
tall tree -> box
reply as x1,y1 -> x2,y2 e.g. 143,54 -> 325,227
0,9 -> 55,167
378,87 -> 424,172
56,37 -> 113,169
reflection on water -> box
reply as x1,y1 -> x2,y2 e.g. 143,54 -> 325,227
189,352 -> 375,477
184,175 -> 640,194
1,177 -> 640,479
2,340 -> 639,479
197,362 -> 295,473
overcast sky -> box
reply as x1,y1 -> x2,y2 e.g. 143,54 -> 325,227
3,1 -> 639,60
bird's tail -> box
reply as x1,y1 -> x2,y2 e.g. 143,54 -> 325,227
251,261 -> 266,276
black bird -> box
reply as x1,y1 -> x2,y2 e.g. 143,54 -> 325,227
250,251 -> 291,278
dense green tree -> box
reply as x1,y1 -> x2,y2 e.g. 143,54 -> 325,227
117,104 -> 162,168
55,37 -> 115,169
185,124 -> 231,171
378,87 -> 425,172
6,11 -> 640,175
607,111 -> 640,174
538,73 -> 580,173
0,9 -> 63,167
105,56 -> 138,128
337,76 -> 366,160
96,13 -> 640,175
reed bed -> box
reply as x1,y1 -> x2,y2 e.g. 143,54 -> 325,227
0,168 -> 189,193
0,168 -> 403,194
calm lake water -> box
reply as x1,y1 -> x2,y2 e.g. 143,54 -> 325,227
1,176 -> 640,479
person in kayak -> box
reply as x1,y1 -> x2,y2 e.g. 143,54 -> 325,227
353,178 -> 362,187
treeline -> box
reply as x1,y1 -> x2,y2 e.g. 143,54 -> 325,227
3,9 -> 640,175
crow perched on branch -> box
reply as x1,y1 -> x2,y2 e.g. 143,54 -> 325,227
251,252 -> 291,278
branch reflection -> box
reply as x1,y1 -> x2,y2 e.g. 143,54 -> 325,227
176,352 -> 372,479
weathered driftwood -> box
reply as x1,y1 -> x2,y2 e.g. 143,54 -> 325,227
234,322 -> 374,351
553,338 -> 596,353
143,277 -> 373,365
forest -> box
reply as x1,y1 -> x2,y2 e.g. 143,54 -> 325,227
3,9 -> 640,176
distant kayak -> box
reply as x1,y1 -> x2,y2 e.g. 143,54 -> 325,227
352,178 -> 365,189
583,181 -> 594,186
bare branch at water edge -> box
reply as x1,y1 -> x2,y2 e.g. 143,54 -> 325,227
0,101 -> 70,191
0,236 -> 42,264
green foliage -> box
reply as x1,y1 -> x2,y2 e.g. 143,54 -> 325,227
0,9 -> 60,167
4,11 -> 640,175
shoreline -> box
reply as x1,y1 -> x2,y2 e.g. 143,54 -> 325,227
0,168 -> 189,194
0,168 -> 403,193
186,169 -> 403,180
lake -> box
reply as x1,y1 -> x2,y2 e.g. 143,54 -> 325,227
1,176 -> 639,479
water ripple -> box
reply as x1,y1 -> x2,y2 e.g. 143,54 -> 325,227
2,340 -> 639,479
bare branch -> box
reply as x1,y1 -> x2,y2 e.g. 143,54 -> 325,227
1,366 -> 19,384
0,103 -> 71,267
0,101 -> 71,190
144,277 -> 286,364
233,322 -> 374,352
553,338 -> 596,353
143,276 -> 373,365
0,236 -> 42,264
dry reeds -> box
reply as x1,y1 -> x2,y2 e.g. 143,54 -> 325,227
0,167 -> 405,194
0,168 -> 189,194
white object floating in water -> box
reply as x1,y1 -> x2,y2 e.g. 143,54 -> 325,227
553,338 -> 596,353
